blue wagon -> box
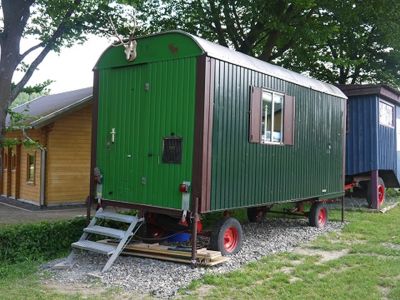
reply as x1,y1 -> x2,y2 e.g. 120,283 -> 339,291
339,84 -> 400,209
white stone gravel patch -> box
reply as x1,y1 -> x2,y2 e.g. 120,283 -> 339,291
44,218 -> 343,298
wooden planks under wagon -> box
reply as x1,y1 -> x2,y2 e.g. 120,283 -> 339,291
101,240 -> 229,266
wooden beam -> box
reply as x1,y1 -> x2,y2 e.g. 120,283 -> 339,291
101,240 -> 229,266
370,170 -> 379,209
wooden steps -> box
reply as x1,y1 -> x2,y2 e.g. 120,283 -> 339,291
102,240 -> 229,266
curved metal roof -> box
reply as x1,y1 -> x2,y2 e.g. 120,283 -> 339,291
97,30 -> 346,98
140,31 -> 339,98
182,31 -> 346,98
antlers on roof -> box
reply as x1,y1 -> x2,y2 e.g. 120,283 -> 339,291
109,14 -> 137,62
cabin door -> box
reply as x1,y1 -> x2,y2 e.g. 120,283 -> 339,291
1,146 -> 20,198
98,59 -> 196,209
98,64 -> 149,201
324,99 -> 344,191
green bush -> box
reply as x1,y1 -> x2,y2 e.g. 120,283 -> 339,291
0,217 -> 86,263
386,188 -> 400,198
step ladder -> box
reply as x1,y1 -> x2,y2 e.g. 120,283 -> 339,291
66,208 -> 144,272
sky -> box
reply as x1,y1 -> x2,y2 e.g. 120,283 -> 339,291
15,35 -> 114,94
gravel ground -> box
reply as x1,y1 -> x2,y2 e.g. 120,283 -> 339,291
44,218 -> 344,298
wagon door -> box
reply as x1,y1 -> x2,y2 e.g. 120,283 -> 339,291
321,97 -> 344,194
97,64 -> 148,201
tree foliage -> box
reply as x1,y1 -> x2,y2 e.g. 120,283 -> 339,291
282,0 -> 400,85
10,79 -> 53,109
136,0 -> 320,61
0,0 -> 137,138
134,0 -> 400,87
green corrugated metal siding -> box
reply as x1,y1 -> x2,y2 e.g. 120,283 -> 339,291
96,57 -> 197,209
210,60 -> 345,211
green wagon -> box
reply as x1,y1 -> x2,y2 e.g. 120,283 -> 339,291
90,31 -> 347,256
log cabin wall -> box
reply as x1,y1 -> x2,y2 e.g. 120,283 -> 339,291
2,130 -> 44,205
45,103 -> 92,205
1,103 -> 92,206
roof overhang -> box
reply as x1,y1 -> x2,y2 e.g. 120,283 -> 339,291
31,95 -> 93,129
337,84 -> 400,104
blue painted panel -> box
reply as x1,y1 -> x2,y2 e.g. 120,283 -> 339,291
346,95 -> 378,175
377,122 -> 396,171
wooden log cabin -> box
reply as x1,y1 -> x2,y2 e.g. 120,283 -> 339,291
1,87 -> 92,206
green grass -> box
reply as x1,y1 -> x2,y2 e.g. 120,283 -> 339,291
0,217 -> 122,300
182,206 -> 400,299
0,260 -> 125,299
0,261 -> 65,300
2,206 -> 400,299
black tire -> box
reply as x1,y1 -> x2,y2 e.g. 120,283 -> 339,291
247,206 -> 267,223
367,177 -> 385,208
309,202 -> 328,228
209,217 -> 243,256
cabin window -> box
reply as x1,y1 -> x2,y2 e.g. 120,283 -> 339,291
11,150 -> 16,170
379,100 -> 394,128
249,86 -> 295,145
162,137 -> 182,164
26,153 -> 36,183
261,91 -> 284,143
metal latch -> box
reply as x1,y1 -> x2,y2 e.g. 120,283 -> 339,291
110,128 -> 116,143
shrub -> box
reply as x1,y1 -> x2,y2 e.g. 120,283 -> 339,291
0,217 -> 86,263
386,188 -> 400,198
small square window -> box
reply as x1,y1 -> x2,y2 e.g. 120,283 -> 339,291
249,86 -> 295,145
162,137 -> 182,164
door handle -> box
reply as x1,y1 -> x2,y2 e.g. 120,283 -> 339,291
110,128 -> 116,143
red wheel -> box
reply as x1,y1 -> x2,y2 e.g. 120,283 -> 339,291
317,207 -> 327,227
223,227 -> 239,253
309,202 -> 328,228
378,184 -> 385,207
209,217 -> 243,255
367,177 -> 385,208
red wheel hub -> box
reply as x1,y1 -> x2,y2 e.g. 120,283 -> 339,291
318,207 -> 327,227
223,226 -> 239,253
378,184 -> 385,207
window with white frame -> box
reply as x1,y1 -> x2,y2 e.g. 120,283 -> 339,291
261,90 -> 284,143
379,100 -> 394,127
249,86 -> 295,145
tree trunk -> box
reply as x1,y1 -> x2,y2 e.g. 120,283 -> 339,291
0,71 -> 12,173
0,53 -> 17,143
